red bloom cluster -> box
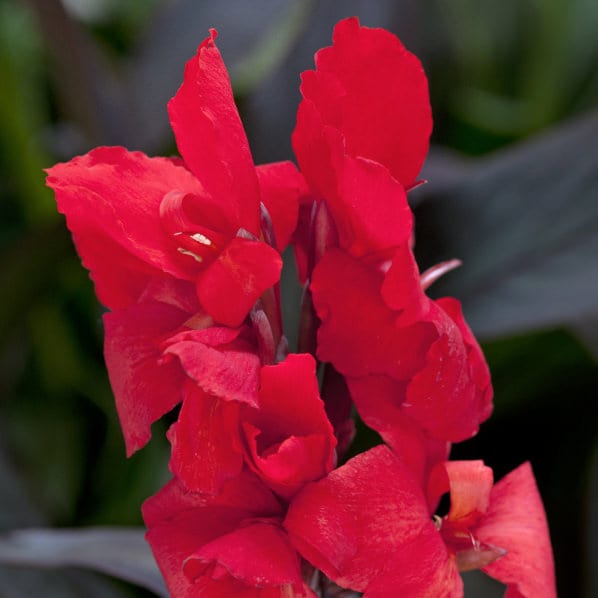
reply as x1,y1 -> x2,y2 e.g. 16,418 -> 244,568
46,17 -> 556,598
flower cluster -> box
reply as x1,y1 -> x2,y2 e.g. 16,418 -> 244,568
46,17 -> 556,598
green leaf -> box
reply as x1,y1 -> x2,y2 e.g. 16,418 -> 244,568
25,0 -> 130,147
416,111 -> 598,339
0,527 -> 166,596
0,1 -> 55,225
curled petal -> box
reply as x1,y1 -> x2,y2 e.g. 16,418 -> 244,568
243,354 -> 336,498
163,326 -> 261,407
428,460 -> 494,529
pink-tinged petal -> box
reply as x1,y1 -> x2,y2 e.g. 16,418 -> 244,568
46,147 -> 204,308
168,382 -> 244,494
296,17 -> 432,190
168,30 -> 261,235
428,461 -> 494,530
327,155 -> 413,258
164,326 -> 261,407
311,249 -> 435,378
143,472 -> 284,597
184,522 -> 303,589
364,525 -> 463,598
348,374 -> 450,491
196,237 -> 282,327
242,354 -> 336,498
477,463 -> 557,598
256,161 -> 306,251
420,259 -> 463,291
103,301 -> 189,455
285,445 -> 431,592
437,297 -> 494,423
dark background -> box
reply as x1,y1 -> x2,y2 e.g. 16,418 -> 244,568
0,1 -> 596,596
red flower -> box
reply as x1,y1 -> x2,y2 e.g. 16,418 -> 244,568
45,31 -> 305,326
285,446 -> 556,597
288,17 -> 492,455
241,354 -> 337,499
169,353 -> 337,497
46,30 -> 304,453
143,471 -> 315,597
311,249 -> 493,445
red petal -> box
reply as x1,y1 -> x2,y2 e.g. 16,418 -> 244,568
103,301 -> 189,455
256,161 -> 306,251
143,472 -> 284,597
168,383 -> 244,494
295,17 -> 432,190
477,462 -> 557,598
348,374 -> 450,491
164,326 -> 261,407
327,155 -> 413,258
168,30 -> 261,235
242,354 -> 336,498
405,330 -> 480,441
284,445 -> 432,592
292,97 -> 345,203
428,461 -> 494,530
197,237 -> 282,327
184,522 -> 303,588
380,244 -> 430,324
311,249 -> 435,378
46,147 -> 204,308
437,297 -> 494,422
364,525 -> 463,598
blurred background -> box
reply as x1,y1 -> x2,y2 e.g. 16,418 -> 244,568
0,0 -> 596,596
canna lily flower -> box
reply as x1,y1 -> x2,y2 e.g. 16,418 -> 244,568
143,470 -> 316,597
290,17 -> 493,453
168,353 -> 337,497
45,30 -> 300,327
311,247 -> 493,446
46,30 -> 304,454
285,445 -> 556,597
